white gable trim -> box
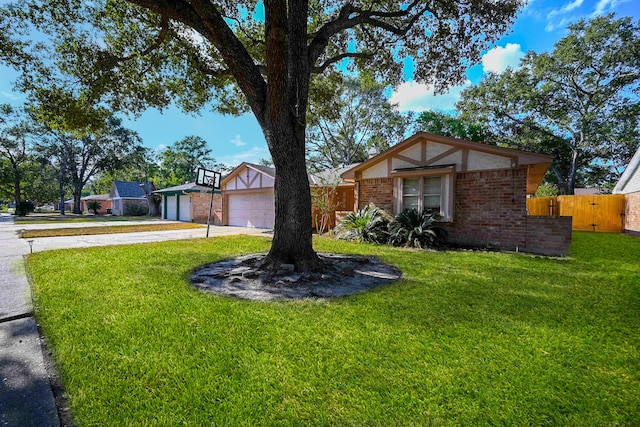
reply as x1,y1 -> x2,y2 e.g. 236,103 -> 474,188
613,147 -> 640,194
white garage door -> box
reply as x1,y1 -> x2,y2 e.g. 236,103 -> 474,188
165,195 -> 177,220
178,195 -> 191,222
227,191 -> 274,228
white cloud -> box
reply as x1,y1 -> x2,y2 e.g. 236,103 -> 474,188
1,91 -> 20,101
230,134 -> 246,147
219,145 -> 270,167
545,16 -> 572,32
157,143 -> 167,151
389,80 -> 471,113
481,43 -> 525,74
592,0 -> 629,16
547,0 -> 584,19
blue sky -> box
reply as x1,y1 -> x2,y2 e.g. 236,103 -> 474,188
0,0 -> 637,167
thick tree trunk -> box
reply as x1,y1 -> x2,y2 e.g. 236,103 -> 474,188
140,182 -> 160,216
257,0 -> 321,272
261,123 -> 322,272
13,178 -> 21,205
73,189 -> 82,214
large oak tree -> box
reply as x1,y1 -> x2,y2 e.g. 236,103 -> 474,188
457,14 -> 640,194
3,0 -> 522,271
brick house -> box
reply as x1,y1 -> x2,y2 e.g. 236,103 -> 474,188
341,132 -> 572,256
80,194 -> 112,214
155,182 -> 222,224
613,146 -> 640,236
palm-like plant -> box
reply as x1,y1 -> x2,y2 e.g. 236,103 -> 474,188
335,205 -> 389,243
388,208 -> 447,248
86,200 -> 102,215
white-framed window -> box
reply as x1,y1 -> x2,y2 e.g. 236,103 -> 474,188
395,171 -> 453,221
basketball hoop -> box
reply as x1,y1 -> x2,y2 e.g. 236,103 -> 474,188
196,167 -> 221,189
196,167 -> 222,238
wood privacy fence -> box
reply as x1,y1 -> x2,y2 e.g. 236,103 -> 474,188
527,194 -> 626,232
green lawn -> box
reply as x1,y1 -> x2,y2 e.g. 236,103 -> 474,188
27,232 -> 640,426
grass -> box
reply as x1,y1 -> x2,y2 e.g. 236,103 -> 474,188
27,232 -> 640,426
14,214 -> 161,224
19,223 -> 203,238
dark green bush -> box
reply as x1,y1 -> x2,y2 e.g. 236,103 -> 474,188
15,201 -> 35,216
388,208 -> 447,249
335,205 -> 390,243
125,203 -> 149,216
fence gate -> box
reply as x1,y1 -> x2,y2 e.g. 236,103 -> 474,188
527,194 -> 625,232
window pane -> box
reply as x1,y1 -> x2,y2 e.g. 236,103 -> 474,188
423,176 -> 441,214
403,196 -> 419,210
403,178 -> 420,196
424,195 -> 440,209
424,176 -> 441,195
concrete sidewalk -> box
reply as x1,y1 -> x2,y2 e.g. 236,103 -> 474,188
1,214 -> 59,426
0,214 -> 270,426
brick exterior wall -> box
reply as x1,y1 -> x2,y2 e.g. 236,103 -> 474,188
358,178 -> 394,212
443,168 -> 529,250
191,193 -> 223,224
624,191 -> 640,236
356,168 -> 572,256
524,216 -> 573,256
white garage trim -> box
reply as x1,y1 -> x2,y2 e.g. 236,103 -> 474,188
165,195 -> 177,220
226,190 -> 274,228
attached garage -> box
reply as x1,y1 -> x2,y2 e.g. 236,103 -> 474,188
154,182 -> 222,224
226,191 -> 275,228
222,163 -> 276,229
165,195 -> 178,220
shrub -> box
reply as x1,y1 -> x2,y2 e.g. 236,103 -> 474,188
125,203 -> 149,216
388,208 -> 447,249
15,201 -> 35,216
334,205 -> 389,243
86,200 -> 102,215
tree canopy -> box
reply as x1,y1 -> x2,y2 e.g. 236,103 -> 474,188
457,14 -> 640,194
306,76 -> 411,172
2,0 -> 523,270
36,115 -> 142,214
414,110 -> 492,142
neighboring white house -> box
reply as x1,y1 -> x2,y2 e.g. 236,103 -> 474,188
613,146 -> 640,235
109,181 -> 151,216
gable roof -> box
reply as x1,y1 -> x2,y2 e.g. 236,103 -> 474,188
340,132 -> 554,194
613,146 -> 640,194
309,164 -> 360,186
111,181 -> 153,198
221,162 -> 275,187
81,194 -> 111,201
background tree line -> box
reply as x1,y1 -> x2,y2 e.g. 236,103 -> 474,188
0,103 -> 229,214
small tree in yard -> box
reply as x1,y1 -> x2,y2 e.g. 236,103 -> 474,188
3,0 -> 522,272
86,200 -> 102,215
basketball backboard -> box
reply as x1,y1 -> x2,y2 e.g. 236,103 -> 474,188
196,167 -> 222,189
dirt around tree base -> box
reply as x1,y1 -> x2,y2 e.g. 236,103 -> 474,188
191,253 -> 402,301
